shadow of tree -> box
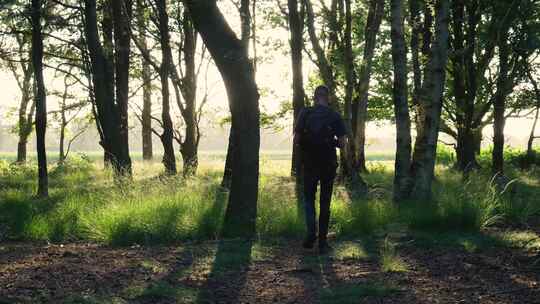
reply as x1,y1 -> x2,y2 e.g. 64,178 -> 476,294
196,239 -> 253,303
194,185 -> 253,303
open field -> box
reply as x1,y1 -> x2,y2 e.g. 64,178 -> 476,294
0,150 -> 401,163
0,156 -> 539,303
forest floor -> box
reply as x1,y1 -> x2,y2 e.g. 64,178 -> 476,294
1,221 -> 539,304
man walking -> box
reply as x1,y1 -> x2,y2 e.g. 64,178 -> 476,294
294,85 -> 346,253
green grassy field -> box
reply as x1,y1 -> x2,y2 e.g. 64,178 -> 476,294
0,151 -> 538,245
1,153 -> 539,303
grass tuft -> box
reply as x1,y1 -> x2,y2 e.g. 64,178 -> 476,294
380,238 -> 409,273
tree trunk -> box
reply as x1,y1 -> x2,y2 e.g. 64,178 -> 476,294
58,76 -> 69,163
185,0 -> 260,237
221,128 -> 234,189
412,0 -> 434,140
409,0 -> 450,201
526,68 -> 540,162
341,0 -> 367,195
179,12 -> 199,177
141,72 -> 153,161
222,0 -> 252,184
155,0 -> 177,175
303,0 -> 337,98
16,71 -> 34,164
450,0 -> 480,173
111,0 -> 133,175
455,127 -> 479,171
84,0 -> 132,177
492,31 -> 509,175
352,0 -> 384,173
409,0 -> 422,130
390,0 -> 412,202
473,128 -> 482,155
527,107 -> 539,161
16,140 -> 28,163
136,0 -> 153,161
31,0 -> 48,197
240,0 -> 251,50
288,0 -> 305,178
59,116 -> 66,163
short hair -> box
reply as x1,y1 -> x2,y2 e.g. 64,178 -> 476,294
314,85 -> 329,98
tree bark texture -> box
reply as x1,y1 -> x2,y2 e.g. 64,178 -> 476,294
155,0 -> 178,175
16,66 -> 35,163
136,0 -> 153,161
222,0 -> 252,184
288,0 -> 305,178
526,68 -> 540,162
390,0 -> 412,202
352,0 -> 384,173
185,0 -> 260,237
178,12 -> 199,177
492,30 -> 509,175
83,0 -> 132,176
409,0 -> 450,201
31,0 -> 48,197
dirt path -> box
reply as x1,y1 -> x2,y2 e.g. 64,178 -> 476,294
0,234 -> 539,304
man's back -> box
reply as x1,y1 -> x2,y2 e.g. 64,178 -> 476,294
296,104 -> 346,168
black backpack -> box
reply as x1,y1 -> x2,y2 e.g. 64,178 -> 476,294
299,107 -> 336,151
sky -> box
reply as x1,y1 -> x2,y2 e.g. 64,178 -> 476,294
0,2 -> 538,154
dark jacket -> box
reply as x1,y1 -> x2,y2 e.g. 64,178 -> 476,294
295,104 -> 346,169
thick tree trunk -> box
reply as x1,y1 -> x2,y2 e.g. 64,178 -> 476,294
451,0 -> 480,173
455,127 -> 479,171
492,31 -> 509,175
136,0 -> 153,161
390,0 -> 412,202
111,0 -> 133,175
31,0 -> 48,197
340,0 -> 367,195
410,0 -> 450,201
352,0 -> 384,173
84,0 -> 132,177
185,0 -> 260,237
156,0 -> 177,175
16,141 -> 28,163
288,0 -> 305,178
222,0 -> 252,184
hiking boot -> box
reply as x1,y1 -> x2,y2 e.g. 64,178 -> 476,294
318,239 -> 333,254
302,235 -> 317,249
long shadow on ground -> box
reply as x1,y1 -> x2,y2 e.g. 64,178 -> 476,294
195,240 -> 253,303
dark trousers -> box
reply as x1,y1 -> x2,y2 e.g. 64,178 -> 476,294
303,163 -> 336,240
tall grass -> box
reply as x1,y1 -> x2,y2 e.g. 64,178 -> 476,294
0,155 -> 538,245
